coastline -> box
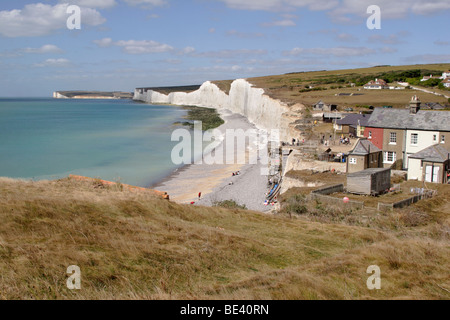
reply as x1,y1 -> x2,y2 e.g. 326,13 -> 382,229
152,109 -> 272,212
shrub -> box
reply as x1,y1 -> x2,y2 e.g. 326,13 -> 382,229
213,200 -> 247,210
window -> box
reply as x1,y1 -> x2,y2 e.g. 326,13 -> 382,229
368,131 -> 372,139
389,132 -> 397,144
433,135 -> 437,142
384,152 -> 396,163
349,158 -> 357,164
442,135 -> 446,144
411,133 -> 418,145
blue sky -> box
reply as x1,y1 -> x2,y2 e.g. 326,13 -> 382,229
0,0 -> 449,97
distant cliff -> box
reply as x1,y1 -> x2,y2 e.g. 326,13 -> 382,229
53,91 -> 133,99
134,79 -> 303,141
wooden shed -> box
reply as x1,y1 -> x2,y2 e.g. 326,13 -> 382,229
347,168 -> 391,195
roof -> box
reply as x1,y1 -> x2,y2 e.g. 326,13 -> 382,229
366,108 -> 450,132
409,144 -> 450,163
349,139 -> 381,156
365,79 -> 388,86
323,113 -> 342,119
424,103 -> 445,110
347,168 -> 390,177
336,113 -> 371,126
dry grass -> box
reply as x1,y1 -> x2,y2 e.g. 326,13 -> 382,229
0,177 -> 449,300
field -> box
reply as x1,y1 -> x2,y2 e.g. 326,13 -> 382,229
215,63 -> 450,109
0,177 -> 449,300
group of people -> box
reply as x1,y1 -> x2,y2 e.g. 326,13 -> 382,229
264,198 -> 278,206
340,137 -> 351,145
232,171 -> 241,176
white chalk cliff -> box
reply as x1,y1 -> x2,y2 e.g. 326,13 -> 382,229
134,79 -> 301,141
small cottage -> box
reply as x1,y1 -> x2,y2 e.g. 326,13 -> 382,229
347,168 -> 391,195
408,144 -> 450,184
347,139 -> 383,174
313,100 -> 337,112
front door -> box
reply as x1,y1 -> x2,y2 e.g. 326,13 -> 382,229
425,166 -> 440,183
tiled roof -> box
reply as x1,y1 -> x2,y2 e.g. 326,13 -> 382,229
366,108 -> 450,132
409,144 -> 450,163
336,113 -> 371,126
365,79 -> 387,86
349,139 -> 381,156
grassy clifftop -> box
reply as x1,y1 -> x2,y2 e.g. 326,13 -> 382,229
214,63 -> 450,108
0,177 -> 449,300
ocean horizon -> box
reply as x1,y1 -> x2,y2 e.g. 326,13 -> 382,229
0,98 -> 189,188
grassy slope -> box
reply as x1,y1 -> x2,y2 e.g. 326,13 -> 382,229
215,64 -> 450,108
0,177 -> 449,300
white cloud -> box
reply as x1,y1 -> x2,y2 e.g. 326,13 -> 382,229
368,34 -> 405,45
22,45 -> 64,54
336,33 -> 358,42
434,41 -> 450,46
116,40 -> 174,54
194,49 -> 268,59
405,54 -> 450,63
35,58 -> 71,67
284,46 -> 376,57
0,3 -> 106,37
93,37 -> 114,47
123,0 -> 167,7
94,38 -> 174,54
59,0 -> 117,9
179,46 -> 196,55
379,47 -> 398,54
216,0 -> 450,20
262,19 -> 296,27
226,30 -> 265,38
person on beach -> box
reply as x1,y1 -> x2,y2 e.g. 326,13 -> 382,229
198,192 -> 202,200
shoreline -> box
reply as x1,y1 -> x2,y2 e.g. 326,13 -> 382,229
152,109 -> 272,212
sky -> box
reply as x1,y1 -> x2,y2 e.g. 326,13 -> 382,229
0,0 -> 449,97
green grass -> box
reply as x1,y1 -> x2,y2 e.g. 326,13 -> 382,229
176,106 -> 225,131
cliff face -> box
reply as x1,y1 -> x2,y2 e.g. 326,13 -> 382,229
134,79 -> 300,141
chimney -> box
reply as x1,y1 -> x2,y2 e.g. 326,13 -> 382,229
410,95 -> 421,114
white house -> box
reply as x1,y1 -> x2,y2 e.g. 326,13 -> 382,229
443,78 -> 450,88
421,74 -> 440,82
364,79 -> 389,89
441,71 -> 450,79
405,129 -> 441,168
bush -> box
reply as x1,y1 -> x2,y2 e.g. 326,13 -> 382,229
213,200 -> 247,210
283,194 -> 308,215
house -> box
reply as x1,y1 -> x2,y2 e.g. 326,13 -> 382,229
313,100 -> 337,112
443,78 -> 450,88
364,96 -> 450,169
347,168 -> 391,195
323,112 -> 342,123
441,71 -> 450,79
421,74 -> 440,82
334,113 -> 371,137
347,139 -> 383,174
364,79 -> 389,90
408,144 -> 450,184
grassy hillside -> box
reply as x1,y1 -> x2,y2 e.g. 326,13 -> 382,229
0,177 -> 449,300
215,64 -> 450,108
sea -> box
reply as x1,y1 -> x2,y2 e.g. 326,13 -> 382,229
0,98 -> 190,188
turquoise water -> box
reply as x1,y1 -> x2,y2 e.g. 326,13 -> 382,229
0,98 -> 188,187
